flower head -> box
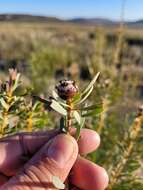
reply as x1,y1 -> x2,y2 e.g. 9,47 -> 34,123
9,69 -> 17,81
56,79 -> 78,100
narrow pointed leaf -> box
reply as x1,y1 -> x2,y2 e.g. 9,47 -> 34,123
58,101 -> 70,108
33,95 -> 51,105
0,112 -> 3,120
50,99 -> 67,116
12,73 -> 21,91
81,107 -> 103,117
52,90 -> 59,100
73,111 -> 81,124
32,102 -> 40,111
75,117 -> 85,140
52,176 -> 65,189
52,91 -> 70,108
77,72 -> 100,105
80,103 -> 102,111
72,93 -> 81,104
77,85 -> 93,104
0,98 -> 9,110
52,90 -> 71,109
82,72 -> 100,95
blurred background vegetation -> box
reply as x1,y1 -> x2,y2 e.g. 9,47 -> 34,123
0,8 -> 143,189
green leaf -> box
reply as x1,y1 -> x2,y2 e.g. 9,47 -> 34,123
33,96 -> 51,105
79,103 -> 102,111
72,93 -> 81,104
78,85 -> 93,104
52,91 -> 70,108
58,101 -> 70,108
128,162 -> 141,172
76,73 -> 100,105
52,91 -> 70,109
0,112 -> 3,120
75,117 -> 85,140
12,73 -> 21,92
52,176 -> 65,189
52,90 -> 59,100
82,72 -> 100,95
73,111 -> 81,124
32,102 -> 40,111
0,98 -> 9,110
50,99 -> 67,116
81,107 -> 103,117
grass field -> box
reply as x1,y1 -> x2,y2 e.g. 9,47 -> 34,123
0,20 -> 143,189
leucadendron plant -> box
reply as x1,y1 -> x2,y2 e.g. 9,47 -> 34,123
34,72 -> 103,189
0,69 -> 49,137
35,72 -> 102,139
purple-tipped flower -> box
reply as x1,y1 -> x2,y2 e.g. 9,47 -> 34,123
138,105 -> 143,116
56,79 -> 78,100
9,69 -> 17,81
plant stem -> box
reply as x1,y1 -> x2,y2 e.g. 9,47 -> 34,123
1,112 -> 8,137
66,99 -> 74,190
97,97 -> 109,134
108,113 -> 143,190
66,99 -> 72,132
27,112 -> 33,132
113,0 -> 126,67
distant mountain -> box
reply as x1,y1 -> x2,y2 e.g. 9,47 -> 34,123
69,18 -> 143,28
0,14 -> 62,22
0,14 -> 143,28
127,20 -> 143,28
68,18 -> 118,26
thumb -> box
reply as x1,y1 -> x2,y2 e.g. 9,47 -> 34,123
1,134 -> 78,190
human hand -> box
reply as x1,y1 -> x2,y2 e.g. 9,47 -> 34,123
0,129 -> 108,190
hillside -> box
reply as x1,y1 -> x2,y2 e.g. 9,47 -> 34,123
0,14 -> 62,23
0,14 -> 143,28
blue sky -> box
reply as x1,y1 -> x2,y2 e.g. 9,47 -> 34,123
0,0 -> 142,21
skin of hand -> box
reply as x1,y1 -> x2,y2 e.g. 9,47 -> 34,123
0,128 -> 109,190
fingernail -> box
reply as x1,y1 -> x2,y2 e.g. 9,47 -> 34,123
47,135 -> 75,167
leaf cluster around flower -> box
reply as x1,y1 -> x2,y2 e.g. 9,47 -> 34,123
35,72 -> 103,138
